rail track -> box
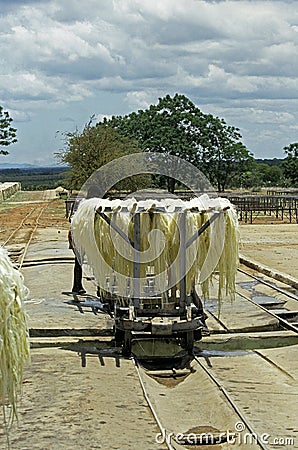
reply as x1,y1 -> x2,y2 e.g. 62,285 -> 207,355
128,266 -> 298,450
238,267 -> 298,302
237,266 -> 298,332
132,352 -> 272,449
2,200 -> 53,268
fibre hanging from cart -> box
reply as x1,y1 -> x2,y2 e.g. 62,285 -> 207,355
70,195 -> 239,354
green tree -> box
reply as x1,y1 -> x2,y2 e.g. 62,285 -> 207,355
199,116 -> 253,191
260,164 -> 282,185
56,120 -> 149,191
107,93 -> 251,192
0,106 -> 17,154
108,94 -> 208,192
282,143 -> 298,186
238,162 -> 283,189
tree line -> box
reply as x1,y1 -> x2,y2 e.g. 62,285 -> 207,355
1,96 -> 297,192
0,167 -> 69,191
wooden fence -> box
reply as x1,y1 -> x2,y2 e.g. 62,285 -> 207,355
226,194 -> 298,223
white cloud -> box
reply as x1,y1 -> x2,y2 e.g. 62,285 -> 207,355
0,0 -> 297,163
125,91 -> 153,110
95,113 -> 113,122
6,108 -> 31,123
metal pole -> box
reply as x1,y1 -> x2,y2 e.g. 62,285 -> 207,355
186,207 -> 229,249
179,211 -> 186,314
96,210 -> 133,246
133,212 -> 141,308
186,210 -> 220,248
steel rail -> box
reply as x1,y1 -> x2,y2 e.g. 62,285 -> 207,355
3,207 -> 36,246
2,199 -> 54,267
193,355 -> 269,450
132,357 -> 175,450
211,267 -> 298,333
21,257 -> 74,268
133,353 -> 269,450
18,204 -> 48,269
238,267 -> 298,302
252,350 -> 295,380
237,290 -> 298,334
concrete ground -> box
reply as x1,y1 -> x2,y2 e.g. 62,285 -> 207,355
1,218 -> 298,449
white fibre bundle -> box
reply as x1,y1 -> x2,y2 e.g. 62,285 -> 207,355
185,212 -> 201,294
195,202 -> 239,302
112,210 -> 134,297
217,205 -> 239,300
188,194 -> 212,211
0,247 -> 30,427
165,211 -> 198,295
71,199 -> 114,291
150,212 -> 171,293
198,209 -> 225,287
71,196 -> 239,303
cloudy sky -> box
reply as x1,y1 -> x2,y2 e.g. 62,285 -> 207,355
0,0 -> 297,166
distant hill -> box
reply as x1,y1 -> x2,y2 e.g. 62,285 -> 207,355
255,158 -> 284,166
0,163 -> 68,169
0,166 -> 69,190
0,163 -> 39,169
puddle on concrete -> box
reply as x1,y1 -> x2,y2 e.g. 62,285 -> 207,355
179,425 -> 225,448
147,370 -> 191,388
239,280 -> 288,303
238,281 -> 258,291
252,295 -> 281,303
195,349 -> 249,357
252,295 -> 286,308
196,334 -> 298,352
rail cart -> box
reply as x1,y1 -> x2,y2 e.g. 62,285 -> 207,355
85,200 -> 228,356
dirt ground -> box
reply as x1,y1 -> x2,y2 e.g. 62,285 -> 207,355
239,223 -> 298,280
0,192 -> 69,244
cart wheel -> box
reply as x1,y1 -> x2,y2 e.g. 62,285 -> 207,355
122,331 -> 132,357
115,328 -> 125,346
182,331 -> 194,354
185,331 -> 194,355
194,328 -> 202,341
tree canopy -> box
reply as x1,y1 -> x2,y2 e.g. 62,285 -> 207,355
198,116 -> 253,191
107,93 -> 252,192
56,120 -> 150,191
108,94 -> 207,163
59,94 -> 255,192
282,143 -> 298,186
0,106 -> 17,155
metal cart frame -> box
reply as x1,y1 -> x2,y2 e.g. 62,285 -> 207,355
95,204 -> 228,355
